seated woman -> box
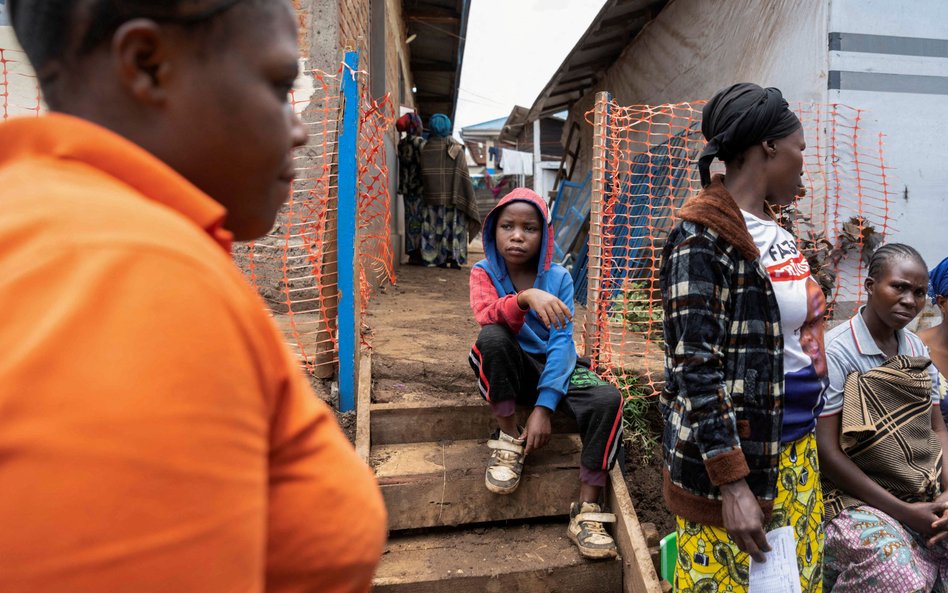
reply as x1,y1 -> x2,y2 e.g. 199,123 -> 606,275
817,244 -> 948,593
919,256 -> 948,425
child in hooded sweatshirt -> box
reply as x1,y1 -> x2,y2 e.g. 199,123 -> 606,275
468,187 -> 624,559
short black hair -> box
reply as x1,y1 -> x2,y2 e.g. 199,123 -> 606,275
8,0 -> 245,91
866,243 -> 927,280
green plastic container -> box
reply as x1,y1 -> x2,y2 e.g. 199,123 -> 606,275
659,531 -> 677,591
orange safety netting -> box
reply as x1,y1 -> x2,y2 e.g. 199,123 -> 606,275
0,47 -> 43,118
1,45 -> 395,378
357,93 -> 397,344
584,96 -> 894,393
232,67 -> 344,376
233,65 -> 396,375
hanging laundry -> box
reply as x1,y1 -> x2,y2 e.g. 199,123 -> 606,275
499,149 -> 534,175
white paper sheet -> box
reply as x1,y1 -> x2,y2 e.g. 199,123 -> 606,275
748,526 -> 802,593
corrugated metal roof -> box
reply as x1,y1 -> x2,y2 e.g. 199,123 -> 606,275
462,116 -> 508,131
527,0 -> 667,120
404,0 -> 472,125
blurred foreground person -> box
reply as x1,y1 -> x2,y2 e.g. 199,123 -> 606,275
0,1 -> 385,591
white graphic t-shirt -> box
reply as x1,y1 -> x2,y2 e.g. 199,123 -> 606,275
743,210 -> 828,442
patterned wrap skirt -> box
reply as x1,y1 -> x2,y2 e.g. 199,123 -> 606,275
420,205 -> 468,267
675,433 -> 824,593
824,505 -> 948,593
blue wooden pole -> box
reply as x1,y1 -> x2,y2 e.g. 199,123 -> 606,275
337,50 -> 361,412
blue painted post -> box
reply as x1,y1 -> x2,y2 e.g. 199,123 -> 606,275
337,50 -> 361,412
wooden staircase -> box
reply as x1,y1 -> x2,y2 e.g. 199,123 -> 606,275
358,353 -> 664,593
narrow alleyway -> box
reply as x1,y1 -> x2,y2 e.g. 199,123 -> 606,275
366,243 -> 671,591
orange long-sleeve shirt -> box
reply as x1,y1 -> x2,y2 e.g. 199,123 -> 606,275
0,114 -> 386,593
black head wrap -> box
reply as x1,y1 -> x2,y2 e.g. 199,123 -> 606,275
697,83 -> 801,187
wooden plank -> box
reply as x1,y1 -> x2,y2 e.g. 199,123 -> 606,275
355,350 -> 372,462
372,435 -> 582,530
608,465 -> 663,593
374,523 -> 622,593
370,400 -> 578,445
585,91 -> 609,358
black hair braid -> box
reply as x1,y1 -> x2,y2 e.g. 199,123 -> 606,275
866,243 -> 927,280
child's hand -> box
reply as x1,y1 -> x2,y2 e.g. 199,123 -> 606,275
521,407 -> 553,455
517,288 -> 573,329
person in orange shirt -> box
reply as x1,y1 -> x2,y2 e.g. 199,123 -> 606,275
0,1 -> 386,592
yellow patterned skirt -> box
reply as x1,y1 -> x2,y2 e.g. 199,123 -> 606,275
675,433 -> 824,593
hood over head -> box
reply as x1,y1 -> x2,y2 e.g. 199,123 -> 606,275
481,187 -> 554,282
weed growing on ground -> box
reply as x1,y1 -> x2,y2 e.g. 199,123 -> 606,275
615,373 -> 660,464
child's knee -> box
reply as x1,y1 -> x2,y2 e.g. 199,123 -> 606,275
475,324 -> 515,350
599,385 -> 624,416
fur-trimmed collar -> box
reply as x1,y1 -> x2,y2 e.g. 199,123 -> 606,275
677,175 -> 760,262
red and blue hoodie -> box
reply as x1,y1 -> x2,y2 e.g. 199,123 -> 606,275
469,188 -> 577,411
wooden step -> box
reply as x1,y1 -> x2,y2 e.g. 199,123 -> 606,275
372,435 -> 582,531
374,522 -> 622,593
370,395 -> 579,445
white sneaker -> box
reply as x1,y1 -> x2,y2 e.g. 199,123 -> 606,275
485,429 -> 526,494
568,502 -> 618,559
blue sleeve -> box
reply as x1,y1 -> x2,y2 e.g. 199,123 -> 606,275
535,270 -> 577,411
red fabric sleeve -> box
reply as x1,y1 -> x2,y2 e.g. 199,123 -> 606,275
469,267 -> 528,333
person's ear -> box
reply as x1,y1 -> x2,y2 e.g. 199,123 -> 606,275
112,19 -> 174,105
938,294 -> 947,311
865,276 -> 875,297
763,139 -> 777,158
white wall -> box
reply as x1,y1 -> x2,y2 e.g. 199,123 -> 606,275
828,0 -> 948,266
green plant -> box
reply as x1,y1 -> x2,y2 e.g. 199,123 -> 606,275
614,373 -> 660,464
613,281 -> 663,334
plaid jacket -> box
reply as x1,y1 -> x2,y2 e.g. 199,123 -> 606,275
659,183 -> 785,527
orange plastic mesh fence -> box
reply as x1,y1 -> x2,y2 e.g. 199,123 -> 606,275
1,46 -> 395,377
233,66 -> 396,374
357,93 -> 397,345
232,67 -> 345,375
0,47 -> 43,118
585,97 -> 894,394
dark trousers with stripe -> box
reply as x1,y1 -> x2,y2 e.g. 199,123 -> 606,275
469,324 -> 624,474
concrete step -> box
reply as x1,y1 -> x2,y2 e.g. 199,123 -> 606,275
371,434 -> 582,531
374,522 -> 622,593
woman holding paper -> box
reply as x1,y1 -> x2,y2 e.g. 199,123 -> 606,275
817,244 -> 948,592
660,83 -> 826,593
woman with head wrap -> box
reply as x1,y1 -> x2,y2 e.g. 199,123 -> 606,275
418,113 -> 480,268
396,112 -> 426,264
920,256 -> 948,425
660,83 -> 825,592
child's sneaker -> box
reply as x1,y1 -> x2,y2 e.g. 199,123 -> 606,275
485,429 -> 526,494
568,502 -> 618,559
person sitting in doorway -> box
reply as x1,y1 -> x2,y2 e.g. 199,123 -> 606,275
817,244 -> 948,592
468,187 -> 624,560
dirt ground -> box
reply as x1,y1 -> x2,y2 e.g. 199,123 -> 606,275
365,246 -> 674,537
